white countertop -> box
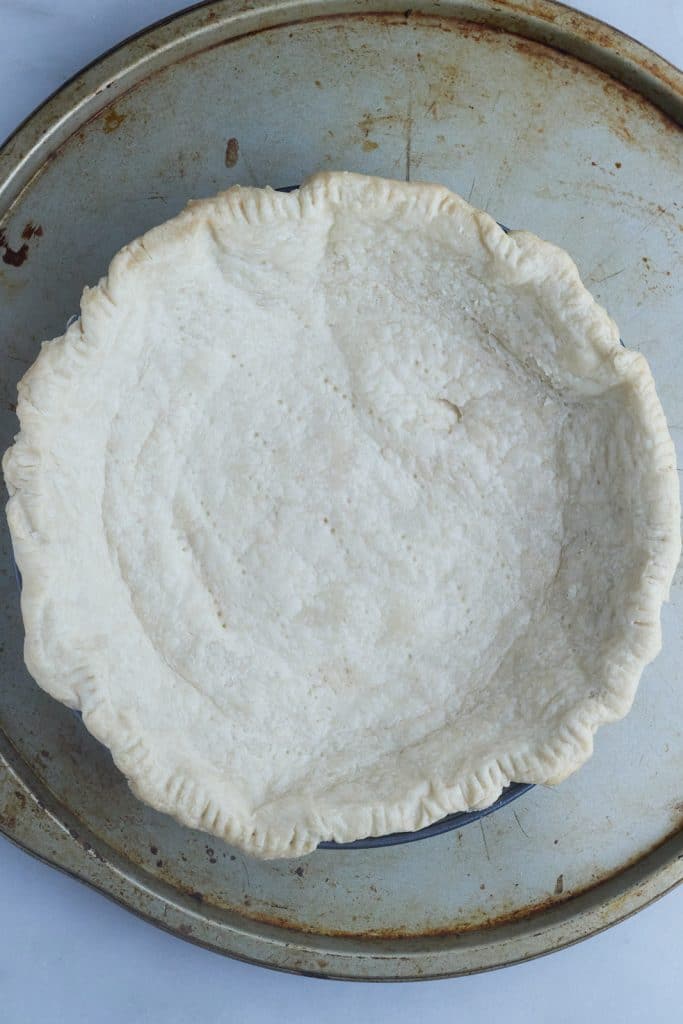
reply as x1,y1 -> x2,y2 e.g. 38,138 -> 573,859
1,2 -> 681,1021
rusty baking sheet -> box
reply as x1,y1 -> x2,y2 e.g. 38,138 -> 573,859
0,0 -> 681,980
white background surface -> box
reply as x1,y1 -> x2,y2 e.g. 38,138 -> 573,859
0,1 -> 681,1021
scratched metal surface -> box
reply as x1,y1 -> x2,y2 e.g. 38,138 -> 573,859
0,0 -> 681,980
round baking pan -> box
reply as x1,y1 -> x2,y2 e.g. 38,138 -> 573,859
0,0 -> 680,981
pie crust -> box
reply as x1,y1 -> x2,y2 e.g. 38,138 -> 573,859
4,173 -> 680,858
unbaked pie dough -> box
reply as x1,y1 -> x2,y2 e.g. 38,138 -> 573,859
4,172 -> 680,858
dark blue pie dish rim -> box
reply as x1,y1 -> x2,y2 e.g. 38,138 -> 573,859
318,783 -> 535,849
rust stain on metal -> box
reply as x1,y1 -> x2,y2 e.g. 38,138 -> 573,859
511,38 -> 577,74
21,222 -> 43,240
357,110 -> 408,152
0,269 -> 28,293
224,137 -> 239,167
0,229 -> 29,267
484,0 -> 559,23
426,64 -> 461,118
230,893 -> 571,938
233,907 -> 313,934
102,108 -> 126,134
637,56 -> 683,110
223,825 -> 683,941
575,19 -> 618,49
0,788 -> 27,831
41,7 -> 681,186
601,82 -> 636,144
450,20 -> 489,42
508,33 -> 680,150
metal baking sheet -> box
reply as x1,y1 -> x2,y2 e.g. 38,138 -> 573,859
0,0 -> 681,981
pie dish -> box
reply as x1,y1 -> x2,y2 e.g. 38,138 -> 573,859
4,172 -> 679,859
